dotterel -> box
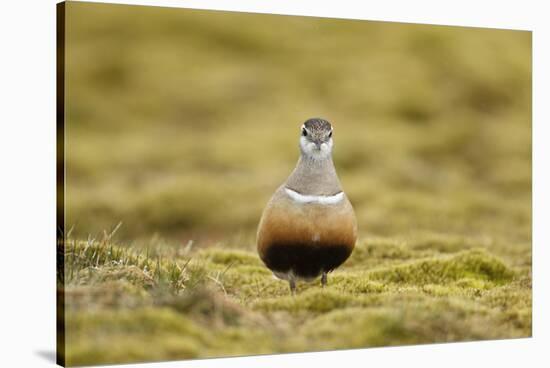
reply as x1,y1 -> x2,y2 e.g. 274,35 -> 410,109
257,118 -> 357,294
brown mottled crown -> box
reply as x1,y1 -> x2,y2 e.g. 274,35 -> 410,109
303,118 -> 332,133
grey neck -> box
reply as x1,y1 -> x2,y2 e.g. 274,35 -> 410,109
284,154 -> 342,196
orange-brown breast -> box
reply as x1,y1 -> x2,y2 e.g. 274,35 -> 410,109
257,188 -> 357,278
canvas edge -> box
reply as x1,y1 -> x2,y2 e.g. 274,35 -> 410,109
56,1 -> 66,367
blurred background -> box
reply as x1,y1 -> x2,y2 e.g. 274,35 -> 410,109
65,2 -> 531,253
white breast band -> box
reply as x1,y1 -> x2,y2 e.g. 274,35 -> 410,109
284,187 -> 344,205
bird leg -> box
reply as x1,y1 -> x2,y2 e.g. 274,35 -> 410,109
289,276 -> 296,295
321,271 -> 327,287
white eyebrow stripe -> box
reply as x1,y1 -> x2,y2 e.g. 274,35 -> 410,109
284,188 -> 344,204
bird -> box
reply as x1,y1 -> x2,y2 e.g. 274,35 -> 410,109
257,118 -> 357,294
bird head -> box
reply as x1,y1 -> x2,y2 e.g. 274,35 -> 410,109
299,118 -> 334,159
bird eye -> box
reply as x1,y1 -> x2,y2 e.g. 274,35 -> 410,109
302,128 -> 308,137
328,131 -> 333,138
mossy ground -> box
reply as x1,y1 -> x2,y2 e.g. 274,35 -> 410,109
61,234 -> 531,366
61,2 -> 531,366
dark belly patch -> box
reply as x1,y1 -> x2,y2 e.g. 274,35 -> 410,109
261,242 -> 353,279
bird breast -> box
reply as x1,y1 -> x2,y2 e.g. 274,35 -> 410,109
257,186 -> 357,259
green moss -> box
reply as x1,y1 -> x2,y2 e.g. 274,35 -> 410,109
453,277 -> 494,290
480,279 -> 532,311
408,233 -> 481,253
298,296 -> 507,350
368,249 -> 515,285
252,289 -> 357,314
345,238 -> 416,270
197,248 -> 262,267
65,307 -> 208,365
65,303 -> 278,366
330,273 -> 387,294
